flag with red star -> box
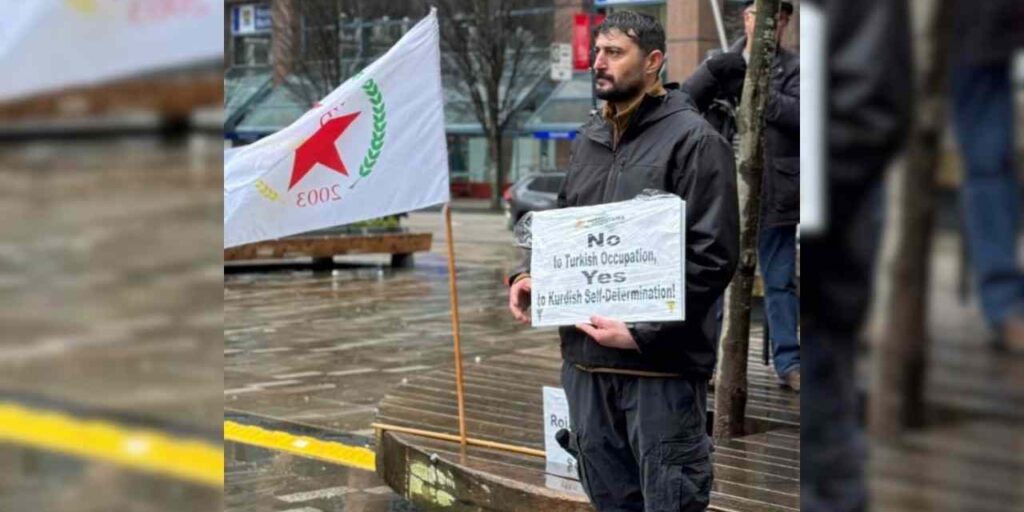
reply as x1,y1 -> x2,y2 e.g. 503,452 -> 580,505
224,9 -> 449,248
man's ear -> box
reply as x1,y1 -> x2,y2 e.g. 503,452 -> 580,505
646,50 -> 664,76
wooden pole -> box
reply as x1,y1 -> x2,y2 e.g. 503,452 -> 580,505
443,203 -> 468,444
868,0 -> 953,437
372,423 -> 546,458
713,0 -> 779,441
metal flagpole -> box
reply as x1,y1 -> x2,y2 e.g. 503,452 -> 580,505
590,8 -> 598,114
708,0 -> 729,51
442,203 -> 468,445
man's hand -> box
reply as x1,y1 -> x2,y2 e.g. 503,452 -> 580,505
575,315 -> 638,350
508,276 -> 532,324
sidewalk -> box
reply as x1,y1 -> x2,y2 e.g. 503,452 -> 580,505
413,197 -> 503,214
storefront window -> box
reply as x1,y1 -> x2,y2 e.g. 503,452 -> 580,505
447,135 -> 468,176
233,36 -> 271,67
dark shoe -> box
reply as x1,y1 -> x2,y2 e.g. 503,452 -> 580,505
780,369 -> 800,393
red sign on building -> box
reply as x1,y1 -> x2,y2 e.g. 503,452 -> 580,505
573,13 -> 605,71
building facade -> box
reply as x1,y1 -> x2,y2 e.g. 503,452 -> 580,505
224,0 -> 794,198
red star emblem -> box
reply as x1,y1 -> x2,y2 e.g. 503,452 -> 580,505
289,112 -> 360,190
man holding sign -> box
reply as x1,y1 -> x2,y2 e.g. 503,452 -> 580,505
508,11 -> 738,512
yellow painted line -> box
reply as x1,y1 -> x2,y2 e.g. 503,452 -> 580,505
224,420 -> 376,472
0,402 -> 222,487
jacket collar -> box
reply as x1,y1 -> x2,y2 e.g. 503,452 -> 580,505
601,80 -> 667,147
582,84 -> 696,150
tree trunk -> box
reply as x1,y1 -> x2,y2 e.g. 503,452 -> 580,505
488,129 -> 506,211
713,0 -> 780,441
868,0 -> 953,437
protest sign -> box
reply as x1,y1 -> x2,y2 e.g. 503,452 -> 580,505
530,193 -> 685,326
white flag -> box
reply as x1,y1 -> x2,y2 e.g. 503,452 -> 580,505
224,9 -> 450,249
0,0 -> 222,102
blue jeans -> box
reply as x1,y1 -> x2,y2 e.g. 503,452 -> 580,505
759,225 -> 800,377
951,62 -> 1024,328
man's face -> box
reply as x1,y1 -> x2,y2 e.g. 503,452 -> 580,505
744,6 -> 790,46
593,29 -> 647,103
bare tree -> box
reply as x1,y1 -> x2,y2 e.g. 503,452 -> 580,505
277,0 -> 421,107
868,0 -> 953,437
429,0 -> 551,210
274,0 -> 550,208
714,0 -> 781,440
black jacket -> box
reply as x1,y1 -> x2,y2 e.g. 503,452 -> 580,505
803,0 -> 912,336
953,0 -> 1024,65
513,86 -> 739,378
682,37 -> 800,228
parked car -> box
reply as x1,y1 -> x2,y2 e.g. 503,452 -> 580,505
503,171 -> 566,230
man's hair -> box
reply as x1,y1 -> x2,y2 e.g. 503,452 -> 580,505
593,11 -> 666,57
744,1 -> 794,16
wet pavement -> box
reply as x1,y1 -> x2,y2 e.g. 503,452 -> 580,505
866,229 -> 1024,510
1,443 -> 220,512
0,136 -> 223,511
224,208 -> 556,507
226,442 -> 418,512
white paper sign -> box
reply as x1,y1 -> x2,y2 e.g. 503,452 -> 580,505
542,386 -> 587,496
550,43 -> 572,82
530,194 -> 686,326
799,2 -> 826,234
543,386 -> 574,468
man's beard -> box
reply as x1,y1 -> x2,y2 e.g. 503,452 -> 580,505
594,71 -> 645,102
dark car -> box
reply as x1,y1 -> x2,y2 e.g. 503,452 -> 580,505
503,171 -> 566,230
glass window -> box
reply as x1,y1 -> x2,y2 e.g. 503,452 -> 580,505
447,135 -> 468,175
528,176 -> 564,194
233,36 -> 271,67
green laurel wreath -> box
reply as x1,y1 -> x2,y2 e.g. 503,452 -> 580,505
359,79 -> 386,178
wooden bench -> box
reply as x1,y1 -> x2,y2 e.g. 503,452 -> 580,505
223,232 -> 433,268
375,341 -> 799,511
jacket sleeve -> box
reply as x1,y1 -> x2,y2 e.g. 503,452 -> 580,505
765,59 -> 800,131
630,132 -> 740,353
679,62 -> 721,113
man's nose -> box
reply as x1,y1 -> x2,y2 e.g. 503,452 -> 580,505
593,52 -> 607,72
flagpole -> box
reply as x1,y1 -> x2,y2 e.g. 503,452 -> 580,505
708,0 -> 729,51
442,203 -> 468,445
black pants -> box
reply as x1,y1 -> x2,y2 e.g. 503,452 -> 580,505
562,362 -> 713,512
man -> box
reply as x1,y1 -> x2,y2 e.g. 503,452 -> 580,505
800,0 -> 911,510
949,0 -> 1024,351
507,11 -> 738,511
682,0 -> 800,391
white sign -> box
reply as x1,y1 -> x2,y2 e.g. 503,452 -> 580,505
235,5 -> 256,34
550,43 -> 573,82
799,2 -> 826,234
545,472 -> 586,495
541,386 -> 588,495
232,4 -> 271,35
224,10 -> 450,248
0,0 -> 222,103
530,194 -> 686,326
543,386 -> 574,469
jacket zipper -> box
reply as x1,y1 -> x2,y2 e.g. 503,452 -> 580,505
603,149 -> 620,203
603,126 -> 626,203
